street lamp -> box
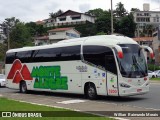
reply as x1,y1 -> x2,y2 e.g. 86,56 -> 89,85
111,0 -> 114,34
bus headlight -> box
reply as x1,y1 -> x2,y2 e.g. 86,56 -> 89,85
120,83 -> 131,88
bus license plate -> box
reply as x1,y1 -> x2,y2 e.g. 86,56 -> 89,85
137,89 -> 142,92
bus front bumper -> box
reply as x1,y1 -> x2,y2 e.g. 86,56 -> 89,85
119,86 -> 149,96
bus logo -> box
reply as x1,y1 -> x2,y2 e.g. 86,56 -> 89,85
7,59 -> 33,83
31,66 -> 68,90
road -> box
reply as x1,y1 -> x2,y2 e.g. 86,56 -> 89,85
0,82 -> 160,120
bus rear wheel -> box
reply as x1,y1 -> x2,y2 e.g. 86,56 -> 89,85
85,83 -> 97,100
20,81 -> 27,93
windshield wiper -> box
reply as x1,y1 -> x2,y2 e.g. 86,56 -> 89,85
132,55 -> 146,76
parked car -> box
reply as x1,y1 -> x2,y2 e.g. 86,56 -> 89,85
154,70 -> 160,78
148,70 -> 157,78
0,74 -> 6,87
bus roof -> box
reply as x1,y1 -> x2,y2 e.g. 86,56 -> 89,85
7,35 -> 137,53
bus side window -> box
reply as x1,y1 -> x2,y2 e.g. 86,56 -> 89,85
105,55 -> 117,74
83,45 -> 117,75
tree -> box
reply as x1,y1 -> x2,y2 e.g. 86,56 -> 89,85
114,2 -> 127,17
85,8 -> 105,18
49,9 -> 63,18
10,23 -> 33,48
130,8 -> 140,12
114,13 -> 136,37
25,22 -> 52,36
143,24 -> 153,37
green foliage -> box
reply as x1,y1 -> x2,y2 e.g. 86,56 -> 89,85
10,22 -> 33,48
114,13 -> 136,37
148,64 -> 160,71
0,43 -> 7,61
25,22 -> 53,36
96,32 -> 106,35
114,2 -> 127,17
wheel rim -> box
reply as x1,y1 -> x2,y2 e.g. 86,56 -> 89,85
88,87 -> 95,98
22,83 -> 27,92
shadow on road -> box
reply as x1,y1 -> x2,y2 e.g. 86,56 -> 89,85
24,90 -> 147,102
0,88 -> 147,102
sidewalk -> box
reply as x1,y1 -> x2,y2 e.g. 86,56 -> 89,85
0,92 -> 159,120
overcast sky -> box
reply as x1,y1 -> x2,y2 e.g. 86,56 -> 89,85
0,0 -> 160,23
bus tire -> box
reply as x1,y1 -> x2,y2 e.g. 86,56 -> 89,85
20,81 -> 27,93
85,83 -> 97,100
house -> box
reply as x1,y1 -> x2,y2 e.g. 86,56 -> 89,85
48,27 -> 80,43
41,10 -> 96,27
43,18 -> 56,27
132,37 -> 153,47
35,20 -> 44,25
55,10 -> 95,26
133,37 -> 154,61
34,36 -> 49,46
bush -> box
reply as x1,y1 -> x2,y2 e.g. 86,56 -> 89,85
148,64 -> 160,71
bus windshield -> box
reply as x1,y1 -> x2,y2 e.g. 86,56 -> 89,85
117,44 -> 147,78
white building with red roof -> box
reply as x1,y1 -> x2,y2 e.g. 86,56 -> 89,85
34,36 -> 49,46
48,27 -> 80,43
55,10 -> 95,26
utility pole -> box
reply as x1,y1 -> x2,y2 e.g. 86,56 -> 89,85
7,27 -> 10,50
111,0 -> 114,34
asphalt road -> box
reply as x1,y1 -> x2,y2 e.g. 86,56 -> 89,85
0,82 -> 160,110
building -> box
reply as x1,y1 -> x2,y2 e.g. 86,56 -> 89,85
55,10 -> 95,26
132,37 -> 153,46
42,10 -> 96,27
133,37 -> 154,61
43,18 -> 56,27
133,3 -> 160,36
48,27 -> 80,43
35,20 -> 44,25
34,36 -> 49,46
152,26 -> 160,64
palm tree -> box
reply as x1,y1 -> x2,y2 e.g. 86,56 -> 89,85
49,9 -> 63,18
143,24 -> 153,37
115,2 -> 127,17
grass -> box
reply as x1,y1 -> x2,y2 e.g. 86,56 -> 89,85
150,77 -> 160,81
0,98 -> 113,120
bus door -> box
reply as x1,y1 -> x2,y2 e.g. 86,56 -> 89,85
105,55 -> 119,96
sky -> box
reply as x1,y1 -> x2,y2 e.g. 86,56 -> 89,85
0,0 -> 160,23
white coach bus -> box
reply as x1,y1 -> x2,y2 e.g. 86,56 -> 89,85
5,35 -> 153,99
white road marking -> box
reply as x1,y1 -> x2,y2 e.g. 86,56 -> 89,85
57,99 -> 86,104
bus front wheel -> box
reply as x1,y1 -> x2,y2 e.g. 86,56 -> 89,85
85,83 -> 97,100
20,81 -> 27,93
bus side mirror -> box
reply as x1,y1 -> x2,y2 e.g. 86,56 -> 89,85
141,46 -> 154,59
114,45 -> 123,59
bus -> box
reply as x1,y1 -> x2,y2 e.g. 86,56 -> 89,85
5,35 -> 153,99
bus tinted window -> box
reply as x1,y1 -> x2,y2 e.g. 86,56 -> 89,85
6,53 -> 16,64
83,45 -> 117,74
61,46 -> 81,61
16,51 -> 32,63
5,45 -> 81,64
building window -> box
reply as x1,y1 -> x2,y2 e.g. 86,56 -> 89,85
50,32 -> 56,35
72,16 -> 81,20
59,17 -> 66,21
144,13 -> 149,16
154,17 -> 156,22
157,17 -> 159,22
